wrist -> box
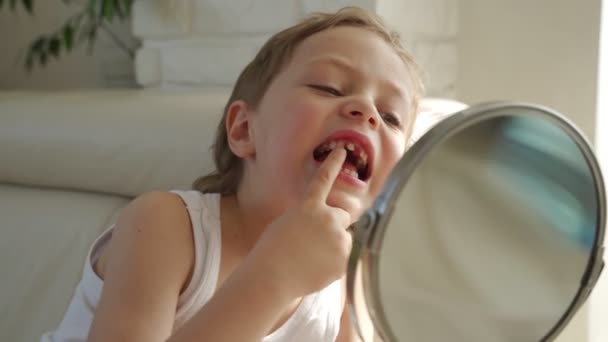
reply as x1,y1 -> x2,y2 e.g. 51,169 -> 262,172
171,251 -> 298,341
239,251 -> 299,303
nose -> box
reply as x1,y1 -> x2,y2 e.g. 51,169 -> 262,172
341,97 -> 379,128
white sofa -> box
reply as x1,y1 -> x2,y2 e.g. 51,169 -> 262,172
0,90 -> 466,341
0,89 -> 228,341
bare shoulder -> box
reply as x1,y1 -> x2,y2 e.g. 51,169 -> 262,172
88,191 -> 195,341
95,191 -> 194,282
117,190 -> 191,229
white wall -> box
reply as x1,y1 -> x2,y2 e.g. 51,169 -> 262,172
132,0 -> 377,88
591,2 -> 608,342
0,1 -> 136,89
457,0 -> 601,141
456,1 -> 603,341
1,0 -> 459,94
377,0 -> 459,98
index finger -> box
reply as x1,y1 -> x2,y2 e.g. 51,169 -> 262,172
306,147 -> 347,201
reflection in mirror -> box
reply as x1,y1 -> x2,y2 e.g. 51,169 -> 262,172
377,114 -> 598,341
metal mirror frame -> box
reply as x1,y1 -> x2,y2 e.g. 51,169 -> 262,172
347,101 -> 606,342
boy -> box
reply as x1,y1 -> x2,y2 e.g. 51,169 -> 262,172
43,6 -> 424,342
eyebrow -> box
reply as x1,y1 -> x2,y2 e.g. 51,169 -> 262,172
305,56 -> 410,103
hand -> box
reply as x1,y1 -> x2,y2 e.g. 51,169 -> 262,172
248,147 -> 353,299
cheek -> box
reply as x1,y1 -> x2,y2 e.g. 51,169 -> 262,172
371,135 -> 406,193
272,94 -> 325,142
258,94 -> 326,168
386,137 -> 406,169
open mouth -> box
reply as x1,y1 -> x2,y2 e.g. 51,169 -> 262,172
313,139 -> 371,181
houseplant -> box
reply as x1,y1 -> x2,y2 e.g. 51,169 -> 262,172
0,0 -> 136,70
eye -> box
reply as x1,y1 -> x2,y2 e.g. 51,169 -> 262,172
309,84 -> 343,96
381,112 -> 402,128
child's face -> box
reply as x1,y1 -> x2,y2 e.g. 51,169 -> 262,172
248,26 -> 414,221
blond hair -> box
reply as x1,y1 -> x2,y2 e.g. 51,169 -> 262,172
193,7 -> 424,194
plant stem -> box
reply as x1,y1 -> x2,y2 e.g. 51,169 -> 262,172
99,22 -> 135,59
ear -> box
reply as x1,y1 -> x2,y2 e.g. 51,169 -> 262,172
225,100 -> 256,158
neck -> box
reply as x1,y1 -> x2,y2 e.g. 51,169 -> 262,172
221,182 -> 281,252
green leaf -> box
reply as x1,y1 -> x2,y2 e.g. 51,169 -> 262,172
0,0 -> 4,9
26,37 -> 46,69
49,37 -> 61,58
123,0 -> 132,17
21,0 -> 33,14
115,0 -> 133,18
101,0 -> 113,20
63,24 -> 74,50
30,36 -> 46,52
113,0 -> 123,19
9,0 -> 18,10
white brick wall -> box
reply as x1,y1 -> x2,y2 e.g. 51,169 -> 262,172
160,36 -> 269,87
133,0 -> 458,98
190,0 -> 300,34
133,1 -> 190,38
301,0 -> 375,14
412,40 -> 459,98
377,0 -> 459,98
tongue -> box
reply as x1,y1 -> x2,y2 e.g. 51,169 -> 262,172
341,161 -> 358,175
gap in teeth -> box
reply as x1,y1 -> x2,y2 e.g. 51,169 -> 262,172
316,140 -> 369,180
320,140 -> 368,166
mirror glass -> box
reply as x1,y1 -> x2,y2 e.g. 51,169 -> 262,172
376,111 -> 599,341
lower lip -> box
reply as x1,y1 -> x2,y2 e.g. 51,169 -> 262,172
337,170 -> 367,189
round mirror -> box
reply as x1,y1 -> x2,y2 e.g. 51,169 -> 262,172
348,102 -> 606,342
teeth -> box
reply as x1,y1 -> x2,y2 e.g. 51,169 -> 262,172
320,140 -> 348,152
360,151 -> 367,164
317,139 -> 369,172
342,167 -> 358,178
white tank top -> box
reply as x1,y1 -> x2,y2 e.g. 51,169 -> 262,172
41,190 -> 343,341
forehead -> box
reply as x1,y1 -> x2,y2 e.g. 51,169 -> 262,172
288,26 -> 412,96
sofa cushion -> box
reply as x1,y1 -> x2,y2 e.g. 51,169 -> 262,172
0,89 -> 232,341
0,184 -> 129,342
0,89 -> 230,197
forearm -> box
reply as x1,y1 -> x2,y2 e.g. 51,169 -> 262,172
168,258 -> 292,342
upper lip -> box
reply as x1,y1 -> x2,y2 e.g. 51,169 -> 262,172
317,129 -> 375,179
